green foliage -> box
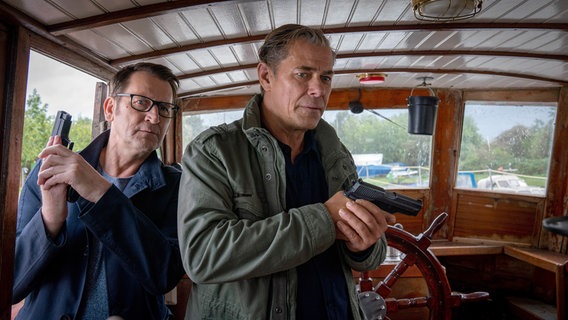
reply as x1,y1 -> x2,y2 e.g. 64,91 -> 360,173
458,108 -> 555,178
337,111 -> 431,166
22,89 -> 93,174
22,89 -> 52,172
182,115 -> 206,149
70,117 -> 93,151
331,105 -> 554,187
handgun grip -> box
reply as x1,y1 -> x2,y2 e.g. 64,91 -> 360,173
52,111 -> 78,202
344,179 -> 422,216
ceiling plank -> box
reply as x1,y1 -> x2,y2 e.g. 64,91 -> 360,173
111,35 -> 265,66
174,48 -> 568,80
109,25 -> 568,65
47,0 -> 248,35
177,67 -> 568,98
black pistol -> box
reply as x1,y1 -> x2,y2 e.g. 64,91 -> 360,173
51,110 -> 79,202
344,179 -> 422,216
52,110 -> 74,150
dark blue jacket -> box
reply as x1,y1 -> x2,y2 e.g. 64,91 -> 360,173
13,130 -> 185,320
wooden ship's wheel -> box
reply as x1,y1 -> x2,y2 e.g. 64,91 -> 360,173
358,212 -> 489,320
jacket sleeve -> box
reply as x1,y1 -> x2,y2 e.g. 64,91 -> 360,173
335,142 -> 388,272
177,132 -> 337,284
78,169 -> 185,295
340,235 -> 387,271
12,161 -> 68,303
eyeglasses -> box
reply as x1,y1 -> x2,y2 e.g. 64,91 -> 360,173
115,93 -> 179,118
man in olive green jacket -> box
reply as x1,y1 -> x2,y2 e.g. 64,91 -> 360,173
178,24 -> 395,320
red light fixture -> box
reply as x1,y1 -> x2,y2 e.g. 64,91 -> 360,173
357,73 -> 386,85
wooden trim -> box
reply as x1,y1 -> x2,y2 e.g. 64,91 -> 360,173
91,82 -> 108,139
352,263 -> 423,279
430,89 -> 463,238
504,245 -> 568,320
123,50 -> 568,72
181,88 -> 416,113
29,33 -> 115,83
463,88 -> 559,102
429,241 -> 503,256
505,246 -> 568,274
161,118 -> 176,166
0,24 -> 29,318
544,87 -> 568,253
174,112 -> 183,164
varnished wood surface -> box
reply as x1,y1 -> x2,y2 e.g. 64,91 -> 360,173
429,241 -> 504,256
504,245 -> 567,320
0,24 -> 28,320
504,246 -> 568,273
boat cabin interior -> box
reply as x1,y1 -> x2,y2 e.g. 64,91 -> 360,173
1,0 -> 567,319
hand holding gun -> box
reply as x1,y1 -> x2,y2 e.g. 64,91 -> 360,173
51,110 -> 79,202
344,179 -> 422,216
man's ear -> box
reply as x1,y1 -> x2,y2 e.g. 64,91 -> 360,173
103,96 -> 115,122
257,62 -> 273,92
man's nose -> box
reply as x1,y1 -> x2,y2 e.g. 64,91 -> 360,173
145,104 -> 161,123
307,77 -> 326,97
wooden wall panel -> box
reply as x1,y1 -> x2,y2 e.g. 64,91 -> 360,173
454,192 -> 543,244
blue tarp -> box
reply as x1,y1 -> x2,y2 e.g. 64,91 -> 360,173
357,164 -> 393,177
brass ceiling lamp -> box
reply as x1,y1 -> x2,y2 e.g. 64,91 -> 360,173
412,0 -> 483,22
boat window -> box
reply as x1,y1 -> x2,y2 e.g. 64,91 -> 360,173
323,109 -> 432,189
456,102 -> 557,196
183,109 -> 432,188
183,108 -> 433,189
21,51 -> 101,188
182,109 -> 244,150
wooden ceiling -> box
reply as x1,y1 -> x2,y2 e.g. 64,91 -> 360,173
1,0 -> 567,100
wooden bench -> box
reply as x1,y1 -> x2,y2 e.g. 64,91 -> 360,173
429,241 -> 504,257
504,245 -> 568,320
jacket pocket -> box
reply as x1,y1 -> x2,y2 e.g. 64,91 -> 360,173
233,192 -> 266,221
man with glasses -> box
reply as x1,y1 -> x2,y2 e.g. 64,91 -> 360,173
13,62 -> 185,320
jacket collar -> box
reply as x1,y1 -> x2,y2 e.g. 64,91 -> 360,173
242,94 -> 340,144
79,130 -> 167,195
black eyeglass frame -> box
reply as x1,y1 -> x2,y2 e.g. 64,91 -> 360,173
115,93 -> 179,118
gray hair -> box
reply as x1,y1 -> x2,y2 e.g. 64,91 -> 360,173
258,24 -> 335,73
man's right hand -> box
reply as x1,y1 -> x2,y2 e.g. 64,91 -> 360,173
38,136 -> 70,237
37,135 -> 111,237
324,190 -> 396,252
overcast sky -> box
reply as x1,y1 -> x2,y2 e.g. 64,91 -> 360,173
26,51 -> 103,120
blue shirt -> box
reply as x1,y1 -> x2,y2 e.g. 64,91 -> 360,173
278,131 -> 352,320
76,167 -> 132,319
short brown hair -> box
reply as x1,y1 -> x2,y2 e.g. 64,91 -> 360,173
258,24 -> 335,72
111,62 -> 179,102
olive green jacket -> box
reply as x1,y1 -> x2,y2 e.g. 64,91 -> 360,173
178,94 -> 387,320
